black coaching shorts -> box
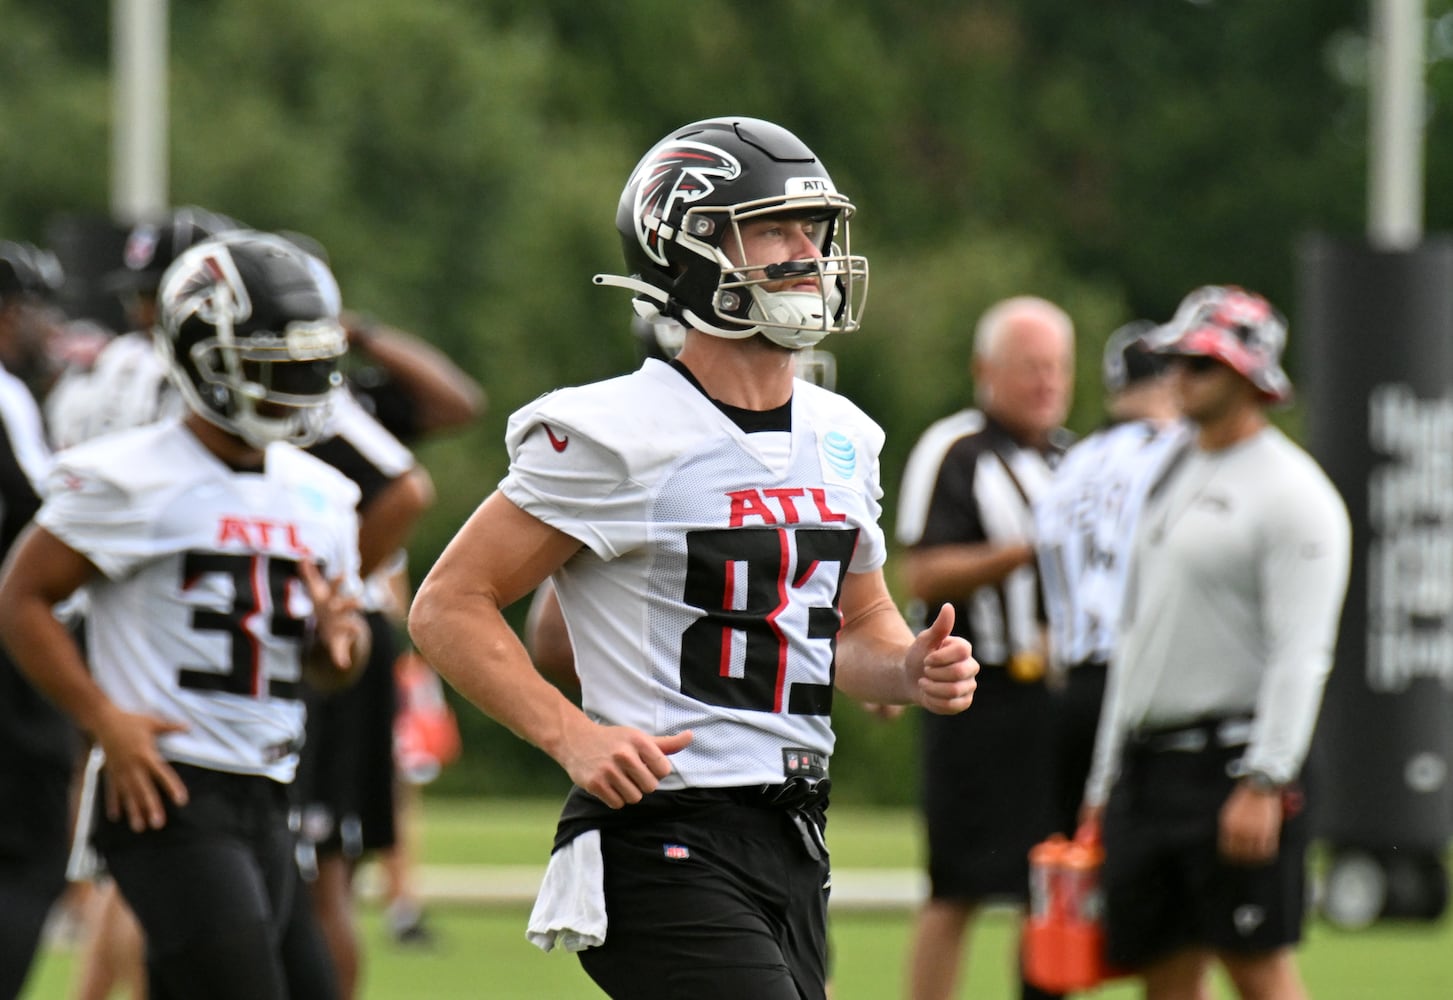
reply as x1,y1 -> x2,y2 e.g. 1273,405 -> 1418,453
575,792 -> 830,1000
0,763 -> 71,1000
920,666 -> 1059,901
1101,729 -> 1311,969
294,610 -> 398,861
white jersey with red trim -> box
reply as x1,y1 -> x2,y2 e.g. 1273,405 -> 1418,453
36,418 -> 362,782
1033,418 -> 1190,670
501,359 -> 887,789
45,330 -> 182,451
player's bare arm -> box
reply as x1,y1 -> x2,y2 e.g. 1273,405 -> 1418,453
901,540 -> 1035,605
0,524 -> 189,831
833,568 -> 978,714
341,311 -> 487,433
524,580 -> 580,693
409,491 -> 692,808
357,465 -> 435,578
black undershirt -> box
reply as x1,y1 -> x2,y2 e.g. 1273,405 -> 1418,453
668,358 -> 792,433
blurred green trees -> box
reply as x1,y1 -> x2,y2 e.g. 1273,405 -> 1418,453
3,0 -> 1442,801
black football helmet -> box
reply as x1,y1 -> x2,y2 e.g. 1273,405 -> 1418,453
0,241 -> 66,386
1101,319 -> 1167,394
0,241 -> 64,307
596,117 -> 868,349
108,206 -> 244,296
154,231 -> 346,448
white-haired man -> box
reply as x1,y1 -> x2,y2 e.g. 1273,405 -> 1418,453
898,294 -> 1075,1000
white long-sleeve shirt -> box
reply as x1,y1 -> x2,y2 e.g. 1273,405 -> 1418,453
1084,426 -> 1351,805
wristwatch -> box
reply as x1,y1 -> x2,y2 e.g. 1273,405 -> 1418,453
1241,770 -> 1286,794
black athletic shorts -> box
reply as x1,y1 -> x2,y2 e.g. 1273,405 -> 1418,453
920,665 -> 1058,901
0,763 -> 72,1000
96,764 -> 338,1000
571,788 -> 831,1000
1050,660 -> 1107,836
1101,722 -> 1310,968
294,610 -> 398,861
0,761 -> 70,874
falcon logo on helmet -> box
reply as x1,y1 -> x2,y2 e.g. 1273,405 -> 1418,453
166,250 -> 252,330
632,142 -> 741,268
155,231 -> 347,449
123,225 -> 162,272
597,117 -> 869,351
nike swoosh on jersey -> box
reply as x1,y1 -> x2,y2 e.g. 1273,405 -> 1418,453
544,426 -> 569,452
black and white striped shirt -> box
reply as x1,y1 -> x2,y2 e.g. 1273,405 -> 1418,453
896,410 -> 1061,667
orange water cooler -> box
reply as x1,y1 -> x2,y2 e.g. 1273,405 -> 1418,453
1023,833 -> 1119,992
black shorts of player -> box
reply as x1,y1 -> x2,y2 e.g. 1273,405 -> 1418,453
1101,719 -> 1311,969
294,609 -> 398,862
0,761 -> 72,999
570,786 -> 832,1000
1049,660 -> 1109,836
920,665 -> 1058,901
95,764 -> 338,1000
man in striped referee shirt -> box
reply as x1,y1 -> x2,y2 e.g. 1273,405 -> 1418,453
897,295 -> 1075,1000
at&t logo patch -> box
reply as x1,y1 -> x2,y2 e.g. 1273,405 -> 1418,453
820,430 -> 856,480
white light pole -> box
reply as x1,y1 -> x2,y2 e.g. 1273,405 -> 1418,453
111,0 -> 168,223
1368,0 -> 1425,250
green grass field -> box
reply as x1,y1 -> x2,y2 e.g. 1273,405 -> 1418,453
22,797 -> 1453,999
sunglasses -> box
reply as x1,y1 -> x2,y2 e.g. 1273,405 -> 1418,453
1173,355 -> 1224,375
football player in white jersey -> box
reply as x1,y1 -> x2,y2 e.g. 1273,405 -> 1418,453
0,231 -> 369,1000
1033,320 -> 1186,835
410,116 -> 979,1000
0,239 -> 76,1000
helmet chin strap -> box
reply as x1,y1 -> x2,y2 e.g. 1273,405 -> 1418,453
231,402 -> 302,449
747,289 -> 839,349
594,271 -> 833,347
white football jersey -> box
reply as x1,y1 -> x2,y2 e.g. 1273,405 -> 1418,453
502,359 -> 887,788
37,418 -> 363,782
45,331 -> 182,451
311,389 -> 417,612
1033,419 -> 1190,669
0,364 -> 51,502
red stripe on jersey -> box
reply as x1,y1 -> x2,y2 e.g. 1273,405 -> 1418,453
719,560 -> 737,677
793,559 -> 820,589
768,528 -> 791,713
245,555 -> 267,697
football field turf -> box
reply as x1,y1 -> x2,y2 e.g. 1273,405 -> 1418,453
24,797 -> 1453,998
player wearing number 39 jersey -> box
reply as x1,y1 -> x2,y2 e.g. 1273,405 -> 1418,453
37,418 -> 361,780
410,117 -> 979,1000
0,231 -> 369,1000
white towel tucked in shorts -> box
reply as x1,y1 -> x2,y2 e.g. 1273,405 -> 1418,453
525,829 -> 607,953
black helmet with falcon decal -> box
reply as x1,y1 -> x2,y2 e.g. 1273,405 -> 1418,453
595,116 -> 868,350
155,231 -> 347,448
